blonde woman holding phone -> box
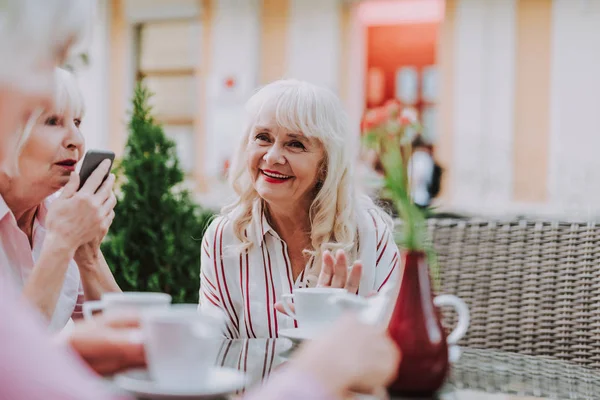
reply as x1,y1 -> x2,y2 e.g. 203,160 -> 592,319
0,68 -> 120,332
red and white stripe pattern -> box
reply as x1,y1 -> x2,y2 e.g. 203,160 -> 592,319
199,207 -> 400,339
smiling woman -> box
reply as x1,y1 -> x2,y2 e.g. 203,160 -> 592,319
199,79 -> 401,339
247,106 -> 325,211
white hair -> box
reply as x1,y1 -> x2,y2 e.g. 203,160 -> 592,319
223,79 -> 393,274
0,0 -> 94,88
13,67 -> 85,175
0,0 -> 92,176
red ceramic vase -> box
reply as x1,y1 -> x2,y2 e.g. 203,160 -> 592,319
387,250 -> 449,397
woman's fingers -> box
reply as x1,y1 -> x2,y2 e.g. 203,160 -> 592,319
318,250 -> 363,292
330,250 -> 348,288
317,250 -> 335,287
274,301 -> 295,316
60,172 -> 80,199
101,191 -> 117,217
95,173 -> 115,203
345,261 -> 362,294
81,159 -> 111,195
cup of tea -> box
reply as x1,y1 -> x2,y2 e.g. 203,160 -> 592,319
280,287 -> 348,333
82,292 -> 172,320
142,304 -> 225,389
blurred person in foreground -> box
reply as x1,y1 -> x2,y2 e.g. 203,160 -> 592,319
0,2 -> 399,400
1,67 -> 120,333
0,1 -> 144,398
200,80 -> 401,338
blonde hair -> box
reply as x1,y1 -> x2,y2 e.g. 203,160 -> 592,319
223,79 -> 393,275
15,68 -> 85,165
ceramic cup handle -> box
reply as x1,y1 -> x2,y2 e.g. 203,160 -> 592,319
433,294 -> 470,345
280,294 -> 298,320
82,300 -> 105,320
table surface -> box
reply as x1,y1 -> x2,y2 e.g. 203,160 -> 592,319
214,339 -> 600,400
124,338 -> 600,400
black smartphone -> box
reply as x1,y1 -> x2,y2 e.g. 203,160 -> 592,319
78,150 -> 115,190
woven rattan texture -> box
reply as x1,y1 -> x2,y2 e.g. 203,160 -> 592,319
447,348 -> 600,399
423,219 -> 600,369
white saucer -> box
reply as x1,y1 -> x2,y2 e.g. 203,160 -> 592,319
278,327 -> 316,343
113,367 -> 247,399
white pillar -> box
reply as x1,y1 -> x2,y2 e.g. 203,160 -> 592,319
287,0 -> 341,92
203,0 -> 261,179
452,0 -> 516,213
77,0 -> 111,152
548,0 -> 600,219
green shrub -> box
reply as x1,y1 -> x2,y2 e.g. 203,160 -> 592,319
102,83 -> 213,303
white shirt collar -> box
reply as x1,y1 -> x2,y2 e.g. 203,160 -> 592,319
249,201 -> 275,247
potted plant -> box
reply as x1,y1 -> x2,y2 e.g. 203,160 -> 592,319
362,100 -> 449,396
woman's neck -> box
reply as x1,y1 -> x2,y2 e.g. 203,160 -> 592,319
1,182 -> 47,243
265,202 -> 312,241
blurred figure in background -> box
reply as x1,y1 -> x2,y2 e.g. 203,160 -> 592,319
408,135 -> 442,210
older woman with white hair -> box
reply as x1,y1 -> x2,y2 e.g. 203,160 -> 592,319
0,67 -> 120,332
200,79 -> 400,338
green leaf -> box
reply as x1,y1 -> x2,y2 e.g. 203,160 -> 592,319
360,107 -> 439,288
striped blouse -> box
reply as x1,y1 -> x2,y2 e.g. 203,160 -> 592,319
199,204 -> 400,339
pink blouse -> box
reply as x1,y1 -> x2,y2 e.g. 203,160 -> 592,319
0,194 -> 84,331
0,282 -> 125,400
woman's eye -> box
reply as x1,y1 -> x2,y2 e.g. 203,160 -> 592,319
45,116 -> 60,126
289,141 -> 306,150
74,119 -> 82,128
255,133 -> 270,142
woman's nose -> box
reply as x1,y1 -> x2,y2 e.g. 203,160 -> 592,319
64,124 -> 84,151
263,145 -> 285,165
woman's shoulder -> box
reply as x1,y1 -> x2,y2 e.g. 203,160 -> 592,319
356,205 -> 395,251
360,206 -> 394,232
203,214 -> 233,239
203,213 -> 249,248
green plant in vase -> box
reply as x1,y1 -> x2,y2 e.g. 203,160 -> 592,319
361,101 -> 438,279
361,100 -> 450,396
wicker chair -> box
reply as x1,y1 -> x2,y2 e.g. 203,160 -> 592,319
425,218 -> 600,369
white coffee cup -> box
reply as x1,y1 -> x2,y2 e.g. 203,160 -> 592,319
142,304 -> 225,389
82,292 -> 172,320
281,288 -> 348,333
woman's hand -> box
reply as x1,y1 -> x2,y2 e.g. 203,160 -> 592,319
45,160 -> 114,256
275,249 -> 363,316
316,249 -> 363,294
74,173 -> 117,268
60,313 -> 145,376
292,314 -> 400,396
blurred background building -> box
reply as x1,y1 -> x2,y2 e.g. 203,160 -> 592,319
77,0 -> 600,219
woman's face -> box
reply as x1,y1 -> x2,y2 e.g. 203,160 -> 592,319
246,106 -> 325,211
17,108 -> 84,193
0,38 -> 72,168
